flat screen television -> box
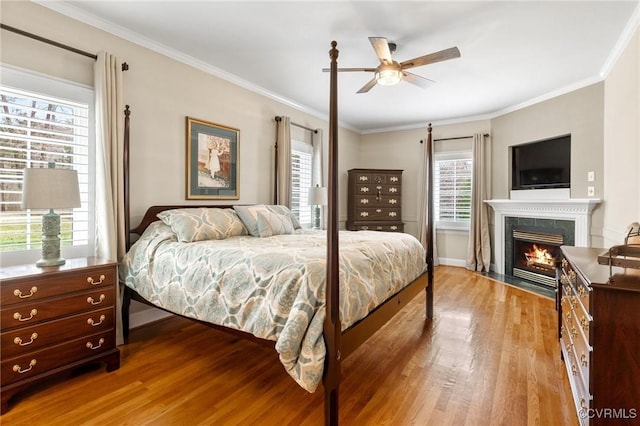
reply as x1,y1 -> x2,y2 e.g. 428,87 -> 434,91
511,135 -> 571,190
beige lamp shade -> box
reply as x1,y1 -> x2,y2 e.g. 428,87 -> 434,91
21,167 -> 81,210
308,186 -> 328,206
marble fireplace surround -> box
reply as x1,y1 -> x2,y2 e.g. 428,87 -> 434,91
485,198 -> 601,274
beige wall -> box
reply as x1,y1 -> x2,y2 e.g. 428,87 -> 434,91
360,120 -> 491,265
0,1 -> 361,231
603,27 -> 640,246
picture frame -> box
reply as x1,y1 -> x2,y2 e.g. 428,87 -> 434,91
186,117 -> 239,200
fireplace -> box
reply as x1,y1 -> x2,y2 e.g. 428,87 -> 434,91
503,216 -> 575,290
511,228 -> 563,288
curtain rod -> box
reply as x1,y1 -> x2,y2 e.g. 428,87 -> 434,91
433,134 -> 490,142
1,23 -> 129,71
274,116 -> 317,134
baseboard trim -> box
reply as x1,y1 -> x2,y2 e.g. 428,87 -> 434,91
437,257 -> 467,268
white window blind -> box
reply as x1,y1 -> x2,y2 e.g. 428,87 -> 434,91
434,152 -> 472,230
291,139 -> 313,227
0,73 -> 93,261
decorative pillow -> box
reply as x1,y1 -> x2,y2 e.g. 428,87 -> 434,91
156,208 -> 247,242
233,205 -> 272,236
265,204 -> 301,229
256,210 -> 295,237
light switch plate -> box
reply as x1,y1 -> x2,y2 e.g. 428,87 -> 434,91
588,171 -> 595,182
588,186 -> 595,196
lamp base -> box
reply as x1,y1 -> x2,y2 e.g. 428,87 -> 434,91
36,257 -> 66,267
36,210 -> 65,268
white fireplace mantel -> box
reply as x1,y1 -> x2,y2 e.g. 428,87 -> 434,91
485,198 -> 601,274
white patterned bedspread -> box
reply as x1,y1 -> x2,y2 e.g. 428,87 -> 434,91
119,221 -> 426,392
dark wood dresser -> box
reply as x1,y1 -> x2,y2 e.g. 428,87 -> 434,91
557,246 -> 640,425
0,257 -> 120,413
347,168 -> 403,232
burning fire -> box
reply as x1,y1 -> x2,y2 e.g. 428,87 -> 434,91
525,244 -> 555,267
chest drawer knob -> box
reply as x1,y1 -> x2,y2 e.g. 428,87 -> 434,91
13,286 -> 38,299
87,315 -> 106,326
389,212 -> 397,217
13,359 -> 37,374
360,212 -> 369,217
360,199 -> 369,204
86,338 -> 105,350
360,187 -> 369,192
13,309 -> 37,322
388,199 -> 397,204
571,363 -> 578,376
87,294 -> 106,305
87,274 -> 106,286
14,333 -> 38,346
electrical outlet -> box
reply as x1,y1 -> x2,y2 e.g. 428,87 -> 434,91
587,171 -> 595,182
587,186 -> 595,197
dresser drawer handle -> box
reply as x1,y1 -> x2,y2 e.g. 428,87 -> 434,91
86,338 -> 105,350
13,309 -> 37,322
580,397 -> 588,410
87,294 -> 106,305
87,315 -> 106,326
13,359 -> 36,374
14,333 -> 38,346
580,353 -> 588,367
87,274 -> 106,285
13,286 -> 38,299
571,363 -> 578,376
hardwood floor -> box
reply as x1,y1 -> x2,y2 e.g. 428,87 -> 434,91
1,266 -> 577,425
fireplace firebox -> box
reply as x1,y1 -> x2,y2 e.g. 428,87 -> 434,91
512,229 -> 563,287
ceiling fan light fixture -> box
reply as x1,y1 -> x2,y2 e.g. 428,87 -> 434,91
376,68 -> 402,86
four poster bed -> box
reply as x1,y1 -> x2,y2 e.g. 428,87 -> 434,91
120,41 -> 435,425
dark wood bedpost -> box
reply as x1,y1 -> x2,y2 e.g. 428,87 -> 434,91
122,105 -> 132,341
324,40 -> 341,426
426,123 -> 434,320
124,105 -> 131,250
274,116 -> 280,204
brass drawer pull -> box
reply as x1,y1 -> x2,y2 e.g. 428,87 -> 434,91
86,338 -> 105,350
13,309 -> 37,322
13,286 -> 38,299
87,315 -> 106,326
87,274 -> 106,285
571,363 -> 578,376
13,359 -> 36,374
581,353 -> 589,367
14,332 -> 38,346
87,294 -> 106,305
580,317 -> 589,332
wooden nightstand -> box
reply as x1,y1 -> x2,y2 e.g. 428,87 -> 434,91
0,257 -> 120,413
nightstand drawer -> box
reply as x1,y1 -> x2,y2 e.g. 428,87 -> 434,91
1,267 -> 115,307
1,307 -> 114,358
1,289 -> 115,331
1,331 -> 115,386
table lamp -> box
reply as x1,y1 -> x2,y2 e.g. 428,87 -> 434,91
308,184 -> 328,230
21,163 -> 81,267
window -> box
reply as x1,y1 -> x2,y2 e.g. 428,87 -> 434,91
0,66 -> 94,265
290,139 -> 313,227
434,151 -> 472,230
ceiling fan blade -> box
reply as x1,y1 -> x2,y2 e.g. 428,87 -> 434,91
403,72 -> 435,89
400,46 -> 461,70
369,37 -> 392,64
357,77 -> 378,94
322,67 -> 376,72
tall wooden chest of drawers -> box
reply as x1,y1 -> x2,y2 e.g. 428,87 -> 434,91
557,246 -> 640,425
347,168 -> 403,232
0,257 -> 120,413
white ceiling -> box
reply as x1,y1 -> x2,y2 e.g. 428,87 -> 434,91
43,1 -> 638,133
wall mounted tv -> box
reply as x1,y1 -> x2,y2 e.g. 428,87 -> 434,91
511,135 -> 571,190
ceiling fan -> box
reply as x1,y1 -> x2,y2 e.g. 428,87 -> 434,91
324,37 -> 461,93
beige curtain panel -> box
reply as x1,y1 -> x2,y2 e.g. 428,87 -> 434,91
275,116 -> 292,206
94,51 -> 125,345
466,133 -> 491,272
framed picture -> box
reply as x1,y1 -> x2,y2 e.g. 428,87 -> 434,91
186,117 -> 239,199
